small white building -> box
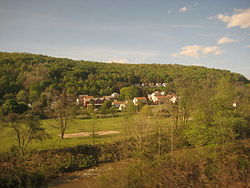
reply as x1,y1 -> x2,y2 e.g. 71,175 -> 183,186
155,83 -> 162,87
111,93 -> 120,98
162,83 -> 167,87
169,95 -> 177,104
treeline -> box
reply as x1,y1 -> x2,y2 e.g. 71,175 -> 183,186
0,52 -> 249,106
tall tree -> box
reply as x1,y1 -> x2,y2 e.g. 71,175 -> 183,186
50,95 -> 75,139
2,113 -> 48,156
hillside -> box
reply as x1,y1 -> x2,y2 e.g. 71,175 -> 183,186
0,52 -> 248,105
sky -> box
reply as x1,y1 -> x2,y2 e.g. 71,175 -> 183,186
0,0 -> 250,78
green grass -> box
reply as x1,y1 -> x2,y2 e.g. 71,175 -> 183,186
0,109 -> 173,153
0,116 -> 125,153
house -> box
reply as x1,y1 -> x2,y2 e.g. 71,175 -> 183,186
112,101 -> 127,110
104,96 -> 113,100
155,83 -> 162,87
149,83 -> 155,87
162,83 -> 167,87
111,92 -> 120,98
168,94 -> 177,104
77,95 -> 88,105
154,96 -> 169,104
80,95 -> 94,107
148,91 -> 164,103
133,97 -> 147,106
91,98 -> 105,108
148,92 -> 177,104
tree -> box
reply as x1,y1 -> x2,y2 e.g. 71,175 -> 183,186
50,96 -> 75,139
16,89 -> 29,103
120,86 -> 143,100
100,100 -> 112,113
90,113 -> 97,145
183,77 -> 246,147
125,100 -> 137,113
3,113 -> 48,156
2,99 -> 29,115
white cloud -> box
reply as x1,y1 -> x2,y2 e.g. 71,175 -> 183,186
214,8 -> 250,28
202,46 -> 223,55
217,37 -> 238,44
246,45 -> 250,48
179,7 -> 188,13
171,45 -> 224,58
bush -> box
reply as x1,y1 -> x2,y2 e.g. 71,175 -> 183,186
0,168 -> 47,188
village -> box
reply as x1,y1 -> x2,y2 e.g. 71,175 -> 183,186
76,90 -> 177,111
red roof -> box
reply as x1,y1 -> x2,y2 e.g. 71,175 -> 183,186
83,96 -> 94,98
135,97 -> 147,100
156,96 -> 168,99
113,101 -> 124,105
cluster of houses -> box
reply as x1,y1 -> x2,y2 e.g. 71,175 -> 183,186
76,91 -> 177,111
135,83 -> 168,87
133,91 -> 177,106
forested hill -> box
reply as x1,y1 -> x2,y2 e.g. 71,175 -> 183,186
0,52 -> 249,103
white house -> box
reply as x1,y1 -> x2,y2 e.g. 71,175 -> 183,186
148,91 -> 164,103
162,83 -> 167,87
169,94 -> 177,104
112,101 -> 127,110
111,92 -> 120,98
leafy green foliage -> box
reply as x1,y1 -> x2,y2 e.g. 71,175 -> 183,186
2,99 -> 29,115
120,86 -> 143,100
3,113 -> 49,156
0,52 -> 248,107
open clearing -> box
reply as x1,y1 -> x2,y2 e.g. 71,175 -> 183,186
60,131 -> 120,138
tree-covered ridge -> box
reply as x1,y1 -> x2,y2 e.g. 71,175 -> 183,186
0,51 -> 249,105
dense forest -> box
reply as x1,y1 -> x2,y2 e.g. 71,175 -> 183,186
0,52 -> 250,187
0,51 -> 249,103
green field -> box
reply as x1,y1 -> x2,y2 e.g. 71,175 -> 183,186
0,113 -> 172,153
0,116 -> 126,153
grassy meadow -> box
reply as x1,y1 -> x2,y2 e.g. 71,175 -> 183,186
0,116 -> 125,152
0,112 -> 172,153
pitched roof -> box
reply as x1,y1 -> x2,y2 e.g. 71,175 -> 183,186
113,101 -> 125,105
135,97 -> 147,100
156,96 -> 168,99
83,96 -> 94,98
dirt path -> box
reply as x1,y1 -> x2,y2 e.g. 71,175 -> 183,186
59,130 -> 120,138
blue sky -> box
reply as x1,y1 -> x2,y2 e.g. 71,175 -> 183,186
0,0 -> 249,78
